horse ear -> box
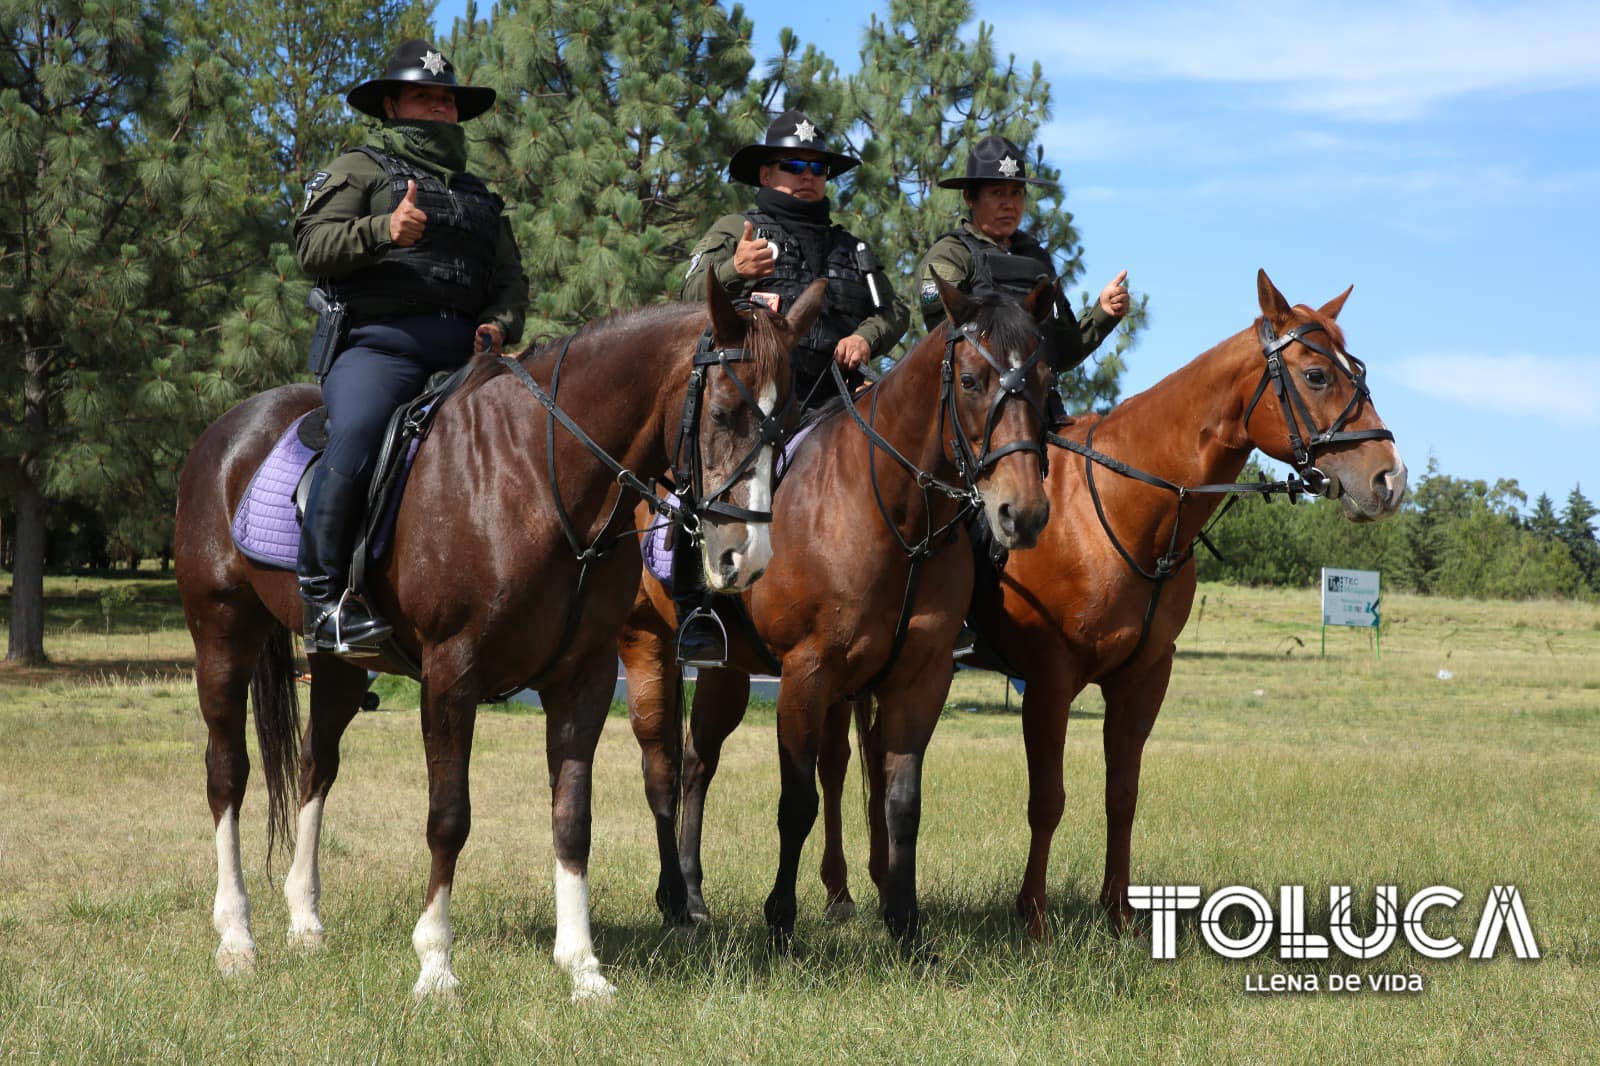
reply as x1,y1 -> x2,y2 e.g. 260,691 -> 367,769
705,270 -> 745,346
1318,284 -> 1354,322
1024,277 -> 1056,324
784,278 -> 828,341
937,274 -> 978,326
1257,269 -> 1294,328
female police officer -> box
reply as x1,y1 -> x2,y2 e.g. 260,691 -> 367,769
915,133 -> 1129,425
294,39 -> 527,652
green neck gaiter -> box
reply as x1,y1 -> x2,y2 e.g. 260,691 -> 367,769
369,119 -> 469,177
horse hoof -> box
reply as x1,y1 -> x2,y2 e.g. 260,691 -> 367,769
215,945 -> 256,977
688,906 -> 712,926
287,925 -> 326,950
823,899 -> 856,923
570,969 -> 616,1004
412,966 -> 461,1001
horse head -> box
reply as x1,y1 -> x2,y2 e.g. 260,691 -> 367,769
1246,270 -> 1407,522
693,274 -> 826,591
934,276 -> 1054,549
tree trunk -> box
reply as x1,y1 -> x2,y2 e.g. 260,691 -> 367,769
6,471 -> 47,664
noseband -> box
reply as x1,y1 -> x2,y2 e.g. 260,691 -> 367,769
944,320 -> 1051,483
673,327 -> 792,535
1243,318 -> 1393,497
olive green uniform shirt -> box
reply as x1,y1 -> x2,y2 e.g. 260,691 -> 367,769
915,221 -> 1118,364
680,213 -> 909,360
294,149 -> 527,344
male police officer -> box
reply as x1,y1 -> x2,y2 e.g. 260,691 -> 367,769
294,39 -> 527,652
681,110 -> 908,410
673,111 -> 907,662
916,133 -> 1129,423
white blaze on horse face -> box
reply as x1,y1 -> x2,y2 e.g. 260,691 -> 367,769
411,887 -> 460,998
212,808 -> 256,974
284,796 -> 325,946
739,380 -> 778,576
553,860 -> 616,1002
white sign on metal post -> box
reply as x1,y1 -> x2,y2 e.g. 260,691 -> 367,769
1321,567 -> 1381,659
1321,568 -> 1380,628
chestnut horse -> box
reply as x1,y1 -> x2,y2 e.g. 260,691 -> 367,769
827,270 -> 1406,937
618,279 -> 1056,953
174,278 -> 822,1001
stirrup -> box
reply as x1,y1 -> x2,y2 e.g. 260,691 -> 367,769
676,605 -> 729,668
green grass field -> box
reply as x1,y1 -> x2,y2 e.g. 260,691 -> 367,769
2,575 -> 1597,1062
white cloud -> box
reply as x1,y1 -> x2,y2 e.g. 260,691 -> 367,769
1394,353 -> 1600,425
1007,1 -> 1600,120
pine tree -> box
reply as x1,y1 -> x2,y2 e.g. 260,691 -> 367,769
1,1 -> 249,662
835,0 -> 1143,408
446,0 -> 761,341
1559,485 -> 1599,591
1526,492 -> 1560,540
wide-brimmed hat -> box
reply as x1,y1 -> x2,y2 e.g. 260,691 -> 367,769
937,134 -> 1050,190
346,39 -> 496,122
728,110 -> 860,186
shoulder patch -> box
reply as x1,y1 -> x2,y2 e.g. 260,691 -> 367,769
303,171 -> 331,209
919,279 -> 941,310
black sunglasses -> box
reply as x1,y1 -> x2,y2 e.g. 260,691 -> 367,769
773,158 -> 830,178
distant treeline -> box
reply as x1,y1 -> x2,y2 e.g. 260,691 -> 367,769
1195,459 -> 1599,600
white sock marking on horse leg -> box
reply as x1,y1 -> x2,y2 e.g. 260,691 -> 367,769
284,796 -> 325,947
411,887 -> 460,999
553,860 -> 615,1002
212,808 -> 256,975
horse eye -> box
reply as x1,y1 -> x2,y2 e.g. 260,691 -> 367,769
960,372 -> 979,391
709,405 -> 735,428
1304,368 -> 1329,388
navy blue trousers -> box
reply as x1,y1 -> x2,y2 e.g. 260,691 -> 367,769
320,314 -> 476,484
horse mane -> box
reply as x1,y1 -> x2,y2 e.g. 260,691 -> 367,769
452,300 -> 787,402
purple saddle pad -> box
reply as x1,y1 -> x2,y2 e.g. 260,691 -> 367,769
641,422 -> 816,585
230,412 -> 422,570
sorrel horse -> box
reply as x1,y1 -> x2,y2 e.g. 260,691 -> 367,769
174,277 -> 822,1000
617,279 -> 1056,952
826,270 -> 1407,937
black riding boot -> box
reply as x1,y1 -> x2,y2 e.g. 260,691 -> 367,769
297,465 -> 393,653
670,533 -> 727,666
1046,387 -> 1072,430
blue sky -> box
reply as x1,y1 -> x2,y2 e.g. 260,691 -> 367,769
433,1 -> 1599,510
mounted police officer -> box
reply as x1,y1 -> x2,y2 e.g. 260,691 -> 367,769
681,110 -> 908,411
915,133 -> 1130,426
672,111 -> 907,664
293,39 -> 527,653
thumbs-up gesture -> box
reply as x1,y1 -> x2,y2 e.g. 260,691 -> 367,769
389,180 -> 428,246
733,219 -> 777,280
1099,269 -> 1131,317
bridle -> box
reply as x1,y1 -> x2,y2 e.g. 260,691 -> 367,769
944,320 -> 1053,484
671,327 -> 792,539
1041,311 -> 1395,671
1244,316 -> 1393,497
827,311 -> 1050,695
492,320 -> 785,688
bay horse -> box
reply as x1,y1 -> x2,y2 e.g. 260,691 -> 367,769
174,277 -> 823,1001
617,278 -> 1056,953
829,270 -> 1407,937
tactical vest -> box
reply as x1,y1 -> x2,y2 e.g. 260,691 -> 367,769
946,227 -> 1084,370
946,227 -> 1055,300
745,210 -> 879,382
336,147 -> 504,322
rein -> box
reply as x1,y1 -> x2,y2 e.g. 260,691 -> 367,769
829,316 -> 1048,695
1046,314 -> 1390,670
495,323 -> 778,689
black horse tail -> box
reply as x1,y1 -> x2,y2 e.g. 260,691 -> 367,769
249,619 -> 302,876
